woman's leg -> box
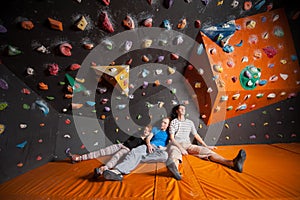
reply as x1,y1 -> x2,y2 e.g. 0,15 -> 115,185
71,144 -> 123,162
105,148 -> 129,169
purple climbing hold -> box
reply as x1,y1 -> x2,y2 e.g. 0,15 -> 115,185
0,25 -> 7,33
0,79 -> 8,90
202,0 -> 211,5
164,0 -> 174,8
156,56 -> 165,62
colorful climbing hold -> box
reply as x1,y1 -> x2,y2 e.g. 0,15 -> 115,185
59,43 -> 72,56
0,79 -> 8,90
7,45 -> 22,56
99,11 -> 114,33
48,63 -> 59,75
35,100 -> 49,115
0,124 -> 5,134
123,15 -> 135,29
48,17 -> 63,31
16,140 -> 28,149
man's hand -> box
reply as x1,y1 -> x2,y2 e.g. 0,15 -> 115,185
180,147 -> 188,155
207,146 -> 217,150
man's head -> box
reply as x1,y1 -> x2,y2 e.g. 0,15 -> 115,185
160,117 -> 170,131
175,104 -> 186,117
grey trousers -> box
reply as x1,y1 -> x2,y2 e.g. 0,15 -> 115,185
115,144 -> 168,174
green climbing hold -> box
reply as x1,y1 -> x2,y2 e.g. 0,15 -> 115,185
239,65 -> 261,90
23,104 -> 30,110
7,45 -> 22,56
65,73 -> 86,93
0,102 -> 8,111
46,96 -> 55,100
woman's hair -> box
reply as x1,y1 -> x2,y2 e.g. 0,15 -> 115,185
145,124 -> 152,130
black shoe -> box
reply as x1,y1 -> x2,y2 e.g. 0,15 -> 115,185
94,168 -> 101,179
167,161 -> 182,180
233,149 -> 246,173
103,169 -> 123,181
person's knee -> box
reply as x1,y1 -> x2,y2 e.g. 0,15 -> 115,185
159,151 -> 168,162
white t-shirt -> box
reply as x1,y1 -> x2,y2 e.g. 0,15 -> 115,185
169,118 -> 197,144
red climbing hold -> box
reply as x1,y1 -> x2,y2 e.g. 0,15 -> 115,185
69,63 -> 81,71
99,11 -> 114,33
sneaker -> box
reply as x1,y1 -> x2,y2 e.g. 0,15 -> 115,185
94,168 -> 102,179
167,161 -> 182,180
233,149 -> 246,173
103,169 -> 123,181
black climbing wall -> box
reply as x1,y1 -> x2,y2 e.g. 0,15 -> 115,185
0,0 -> 299,184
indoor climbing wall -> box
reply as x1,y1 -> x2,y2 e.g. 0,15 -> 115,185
185,8 -> 300,125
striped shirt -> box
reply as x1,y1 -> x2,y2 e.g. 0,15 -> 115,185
169,118 -> 197,143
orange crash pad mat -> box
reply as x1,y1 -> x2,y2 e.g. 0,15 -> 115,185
0,143 -> 300,200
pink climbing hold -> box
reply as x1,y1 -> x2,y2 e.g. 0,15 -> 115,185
48,63 -> 59,75
143,18 -> 153,27
102,0 -> 110,6
263,46 -> 277,58
99,11 -> 114,33
59,43 -> 72,56
194,20 -> 201,28
36,155 -> 42,161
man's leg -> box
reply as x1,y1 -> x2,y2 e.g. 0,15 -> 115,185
166,144 -> 182,180
188,145 -> 246,172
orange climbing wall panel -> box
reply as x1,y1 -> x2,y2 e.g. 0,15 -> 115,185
185,8 -> 300,125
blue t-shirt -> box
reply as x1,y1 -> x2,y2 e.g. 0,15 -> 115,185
150,127 -> 169,147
